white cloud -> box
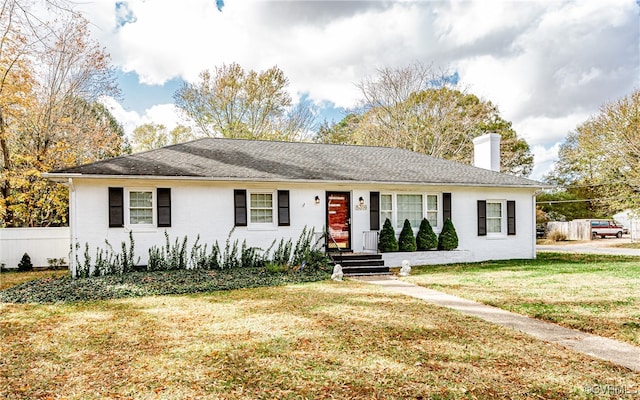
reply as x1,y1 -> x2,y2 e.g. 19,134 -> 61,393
79,0 -> 639,176
530,143 -> 562,181
100,97 -> 185,138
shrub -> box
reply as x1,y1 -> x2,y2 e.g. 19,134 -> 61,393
416,218 -> 438,250
189,235 -> 221,270
398,219 -> 417,252
18,253 -> 33,271
438,218 -> 459,250
378,218 -> 399,252
74,233 -> 140,278
548,230 -> 567,242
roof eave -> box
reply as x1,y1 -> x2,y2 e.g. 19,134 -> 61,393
43,172 -> 546,189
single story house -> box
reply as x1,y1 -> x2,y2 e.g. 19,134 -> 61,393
45,133 -> 544,274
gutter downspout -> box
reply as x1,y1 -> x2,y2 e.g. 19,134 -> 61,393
533,190 -> 543,260
68,178 -> 77,278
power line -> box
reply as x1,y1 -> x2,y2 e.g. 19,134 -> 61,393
536,197 -> 624,205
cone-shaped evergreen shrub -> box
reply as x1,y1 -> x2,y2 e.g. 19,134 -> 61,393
416,218 -> 438,250
398,219 -> 417,252
438,218 -> 459,250
378,218 -> 399,252
18,253 -> 33,271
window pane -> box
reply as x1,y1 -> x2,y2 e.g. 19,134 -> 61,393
380,194 -> 393,226
250,193 -> 273,223
129,191 -> 153,224
426,195 -> 438,227
397,194 -> 422,229
487,218 -> 502,233
426,195 -> 437,210
487,202 -> 502,233
426,211 -> 437,227
487,203 -> 502,218
381,194 -> 392,211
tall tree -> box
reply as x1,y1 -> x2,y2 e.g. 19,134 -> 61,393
318,64 -> 533,177
546,90 -> 640,216
0,3 -> 125,227
174,63 -> 315,141
132,123 -> 194,152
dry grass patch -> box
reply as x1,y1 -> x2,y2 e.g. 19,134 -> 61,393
0,270 -> 68,291
405,253 -> 640,346
1,280 -> 638,399
613,242 -> 640,249
536,239 -> 589,245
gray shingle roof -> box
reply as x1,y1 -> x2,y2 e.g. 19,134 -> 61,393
49,138 -> 542,187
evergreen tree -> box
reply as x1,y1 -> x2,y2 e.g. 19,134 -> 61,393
378,218 -> 399,252
18,253 -> 33,271
416,218 -> 438,250
398,219 -> 417,252
438,218 -> 459,250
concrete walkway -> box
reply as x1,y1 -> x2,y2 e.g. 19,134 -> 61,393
354,276 -> 640,372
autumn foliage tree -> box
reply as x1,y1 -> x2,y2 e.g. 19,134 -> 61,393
174,63 -> 315,141
131,123 -> 194,152
0,2 -> 126,227
317,63 -> 533,177
545,90 -> 640,217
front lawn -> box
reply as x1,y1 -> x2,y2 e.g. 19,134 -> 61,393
404,252 -> 640,345
1,280 -> 638,399
0,269 -> 68,291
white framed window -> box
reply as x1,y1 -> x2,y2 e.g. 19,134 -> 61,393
426,194 -> 438,227
380,193 -> 441,230
486,201 -> 503,234
380,194 -> 393,226
126,189 -> 155,227
397,194 -> 423,229
249,192 -> 274,224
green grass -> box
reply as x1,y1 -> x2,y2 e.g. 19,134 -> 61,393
1,280 -> 638,399
405,252 -> 640,345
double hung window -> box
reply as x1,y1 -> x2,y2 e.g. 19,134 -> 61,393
250,193 -> 274,224
129,191 -> 154,225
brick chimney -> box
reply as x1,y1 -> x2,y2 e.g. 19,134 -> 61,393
473,133 -> 501,172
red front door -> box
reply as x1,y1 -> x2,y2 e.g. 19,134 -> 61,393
327,192 -> 351,250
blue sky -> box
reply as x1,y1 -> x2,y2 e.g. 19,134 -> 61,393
76,0 -> 639,180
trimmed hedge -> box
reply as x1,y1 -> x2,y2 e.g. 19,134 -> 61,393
398,219 -> 417,252
378,218 -> 399,252
416,218 -> 438,250
438,218 -> 459,250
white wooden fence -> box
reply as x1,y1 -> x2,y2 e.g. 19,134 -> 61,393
546,220 -> 592,241
632,220 -> 640,242
0,227 -> 70,269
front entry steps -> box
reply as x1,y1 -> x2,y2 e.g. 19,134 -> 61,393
329,253 -> 390,276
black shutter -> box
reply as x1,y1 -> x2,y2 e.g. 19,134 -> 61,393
108,187 -> 124,227
442,192 -> 452,223
370,191 -> 380,230
234,190 -> 247,226
477,200 -> 487,236
507,200 -> 516,235
278,190 -> 290,226
157,188 -> 171,227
